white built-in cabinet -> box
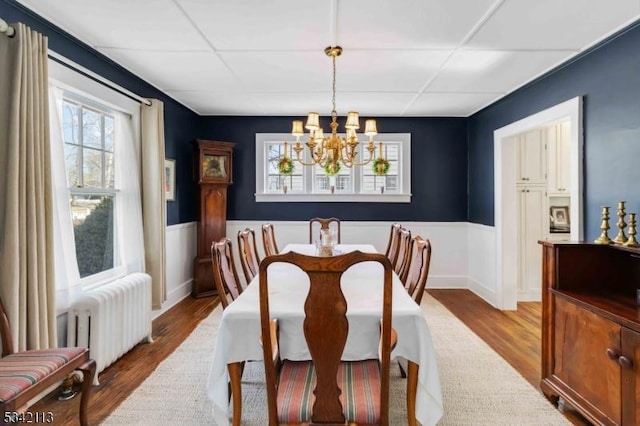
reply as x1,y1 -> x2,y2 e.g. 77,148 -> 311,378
515,122 -> 571,301
547,121 -> 571,195
515,128 -> 547,301
516,129 -> 547,185
517,186 -> 546,300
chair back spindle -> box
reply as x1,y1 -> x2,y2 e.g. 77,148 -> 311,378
405,237 -> 432,305
309,217 -> 341,244
211,238 -> 244,308
262,223 -> 279,256
237,228 -> 261,283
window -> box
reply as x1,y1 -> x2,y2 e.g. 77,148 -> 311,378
256,133 -> 411,202
62,98 -> 117,278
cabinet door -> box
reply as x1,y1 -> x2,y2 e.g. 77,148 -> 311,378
547,122 -> 571,194
517,129 -> 546,184
554,297 -> 621,424
517,186 -> 546,300
621,327 -> 640,426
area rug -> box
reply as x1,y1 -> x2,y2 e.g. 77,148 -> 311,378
101,294 -> 569,425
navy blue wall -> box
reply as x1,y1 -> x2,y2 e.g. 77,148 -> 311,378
1,0 -> 201,225
468,22 -> 640,241
8,0 -> 640,233
199,116 -> 468,221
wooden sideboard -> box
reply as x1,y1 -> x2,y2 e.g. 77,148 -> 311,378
192,140 -> 235,298
540,241 -> 640,425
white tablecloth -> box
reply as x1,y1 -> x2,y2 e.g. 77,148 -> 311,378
207,244 -> 443,425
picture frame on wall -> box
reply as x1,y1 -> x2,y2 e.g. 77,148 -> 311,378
550,205 -> 570,227
165,158 -> 176,201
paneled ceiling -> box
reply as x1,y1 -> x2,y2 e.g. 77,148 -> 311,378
16,0 -> 640,117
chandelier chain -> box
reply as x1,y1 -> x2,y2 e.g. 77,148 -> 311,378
331,53 -> 337,118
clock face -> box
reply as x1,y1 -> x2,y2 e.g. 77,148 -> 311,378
203,154 -> 227,179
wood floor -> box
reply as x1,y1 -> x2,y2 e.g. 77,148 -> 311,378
32,289 -> 590,425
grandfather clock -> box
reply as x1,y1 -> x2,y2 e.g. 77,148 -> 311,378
192,139 -> 235,298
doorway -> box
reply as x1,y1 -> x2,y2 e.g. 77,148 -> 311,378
493,97 -> 584,310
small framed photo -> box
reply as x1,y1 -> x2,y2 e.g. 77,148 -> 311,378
165,158 -> 176,201
550,206 -> 570,227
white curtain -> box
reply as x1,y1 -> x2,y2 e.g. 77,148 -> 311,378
114,111 -> 145,274
141,100 -> 167,309
48,87 -> 146,310
0,23 -> 56,350
48,86 -> 81,311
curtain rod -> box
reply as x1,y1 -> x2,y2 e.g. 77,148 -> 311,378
0,17 -> 15,37
1,16 -> 150,106
49,51 -> 152,106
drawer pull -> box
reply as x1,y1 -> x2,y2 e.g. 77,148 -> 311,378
618,356 -> 633,369
606,348 -> 619,360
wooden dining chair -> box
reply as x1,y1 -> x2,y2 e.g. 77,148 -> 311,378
261,223 -> 279,257
0,298 -> 96,426
385,223 -> 402,269
395,227 -> 413,283
259,250 -> 393,425
211,238 -> 244,309
237,228 -> 261,284
405,236 -> 432,306
309,217 -> 341,244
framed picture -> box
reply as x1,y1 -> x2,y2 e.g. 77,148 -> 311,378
165,159 -> 176,201
550,206 -> 570,227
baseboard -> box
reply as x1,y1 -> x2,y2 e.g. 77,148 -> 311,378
468,277 -> 498,308
426,275 -> 468,289
153,279 -> 192,320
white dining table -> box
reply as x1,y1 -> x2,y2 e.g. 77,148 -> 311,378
207,243 -> 443,425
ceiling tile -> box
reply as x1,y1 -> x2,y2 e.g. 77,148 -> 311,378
336,49 -> 451,92
18,0 -> 209,50
99,49 -> 242,91
249,92 -> 415,116
167,91 -> 264,115
220,51 -> 332,92
337,0 -> 498,49
467,0 -> 640,50
405,92 -> 502,116
178,0 -> 332,50
426,50 -> 575,93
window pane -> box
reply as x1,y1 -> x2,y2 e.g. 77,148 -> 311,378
266,142 -> 303,193
70,194 -> 114,278
82,109 -> 102,148
64,144 -> 79,187
104,152 -> 115,188
83,147 -> 103,188
62,101 -> 80,145
104,115 -> 114,152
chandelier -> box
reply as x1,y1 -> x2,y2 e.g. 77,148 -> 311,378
281,46 -> 388,177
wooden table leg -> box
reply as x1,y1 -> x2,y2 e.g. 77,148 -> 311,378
228,362 -> 243,426
407,360 -> 419,426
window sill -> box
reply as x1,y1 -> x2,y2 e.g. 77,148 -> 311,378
255,193 -> 412,203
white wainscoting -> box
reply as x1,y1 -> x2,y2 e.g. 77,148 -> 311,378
160,220 -> 501,313
227,220 -> 470,290
467,223 -> 498,307
156,222 -> 197,318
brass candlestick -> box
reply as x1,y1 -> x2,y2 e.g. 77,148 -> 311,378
594,206 -> 612,245
624,213 -> 640,248
613,201 -> 627,244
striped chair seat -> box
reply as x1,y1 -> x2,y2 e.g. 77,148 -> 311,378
277,359 -> 381,424
0,347 -> 86,403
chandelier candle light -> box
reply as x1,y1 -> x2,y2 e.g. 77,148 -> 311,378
281,46 -> 388,177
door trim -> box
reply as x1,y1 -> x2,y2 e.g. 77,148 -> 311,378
494,96 -> 583,310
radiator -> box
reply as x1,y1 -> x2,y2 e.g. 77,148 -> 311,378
68,272 -> 153,385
